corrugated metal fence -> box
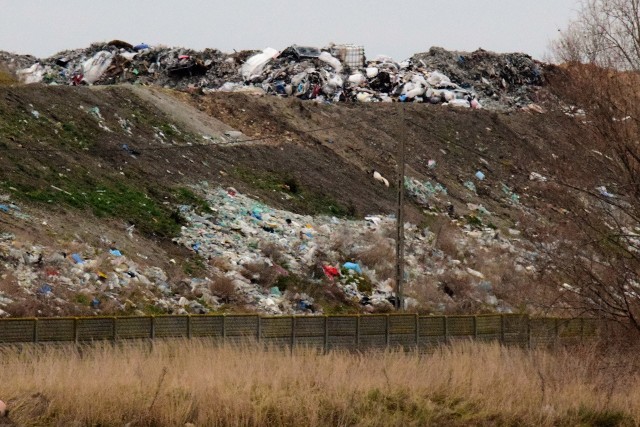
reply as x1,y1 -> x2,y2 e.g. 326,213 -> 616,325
0,314 -> 598,350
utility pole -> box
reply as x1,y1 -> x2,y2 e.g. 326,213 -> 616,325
395,130 -> 405,311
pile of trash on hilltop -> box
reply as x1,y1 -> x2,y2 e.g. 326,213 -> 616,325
3,40 -> 546,110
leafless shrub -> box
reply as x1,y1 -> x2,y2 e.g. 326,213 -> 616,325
208,275 -> 240,304
0,272 -> 22,298
354,233 -> 395,280
241,262 -> 279,288
259,241 -> 286,265
434,222 -> 461,259
438,270 -> 473,300
405,279 -> 446,314
0,63 -> 16,85
209,256 -> 233,272
170,280 -> 196,299
329,225 -> 357,258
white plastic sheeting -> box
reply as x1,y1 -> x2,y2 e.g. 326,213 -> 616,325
241,47 -> 279,81
82,51 -> 114,84
16,63 -> 47,84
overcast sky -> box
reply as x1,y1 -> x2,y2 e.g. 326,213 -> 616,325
1,0 -> 580,61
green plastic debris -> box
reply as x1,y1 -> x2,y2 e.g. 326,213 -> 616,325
501,183 -> 520,204
464,181 -> 477,193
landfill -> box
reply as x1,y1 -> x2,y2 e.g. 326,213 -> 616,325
2,40 -> 546,111
0,181 -> 539,317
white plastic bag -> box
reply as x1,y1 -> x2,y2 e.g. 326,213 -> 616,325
318,51 -> 342,72
427,71 -> 451,87
241,47 -> 279,80
82,51 -> 114,84
16,63 -> 46,84
348,73 -> 366,86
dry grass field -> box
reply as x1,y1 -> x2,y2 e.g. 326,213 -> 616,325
0,340 -> 639,426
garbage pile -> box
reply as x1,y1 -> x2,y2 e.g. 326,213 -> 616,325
411,47 -> 545,110
172,184 -> 536,314
0,233 -> 222,317
6,40 -> 545,110
0,182 -> 539,317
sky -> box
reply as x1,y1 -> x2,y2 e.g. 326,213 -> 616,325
0,0 -> 580,61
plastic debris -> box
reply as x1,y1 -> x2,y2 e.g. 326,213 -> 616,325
373,170 -> 389,187
270,286 -> 282,297
464,181 -> 477,193
71,253 -> 84,264
322,265 -> 340,280
8,42 -> 545,110
342,262 -> 363,274
241,47 -> 279,81
37,284 -> 52,295
529,172 -> 548,182
596,186 -> 615,198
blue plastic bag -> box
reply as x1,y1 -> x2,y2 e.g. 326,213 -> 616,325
343,262 -> 362,274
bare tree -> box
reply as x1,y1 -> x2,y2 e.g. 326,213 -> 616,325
538,64 -> 640,334
551,0 -> 640,70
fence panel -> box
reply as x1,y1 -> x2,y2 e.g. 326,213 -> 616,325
389,315 -> 417,347
476,315 -> 501,341
77,318 -> 115,341
582,318 -> 599,337
558,318 -> 583,345
294,316 -> 325,348
117,317 -> 152,340
447,316 -> 475,340
154,316 -> 188,338
0,318 -> 35,343
360,315 -> 387,349
530,318 -> 557,347
38,318 -> 75,342
419,316 -> 446,346
261,317 -> 293,347
191,315 -> 223,338
327,316 -> 357,350
225,315 -> 259,344
503,315 -> 528,346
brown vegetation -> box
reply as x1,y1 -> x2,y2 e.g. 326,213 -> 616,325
0,340 -> 639,426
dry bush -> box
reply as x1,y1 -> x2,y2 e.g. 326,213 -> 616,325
241,262 -> 279,288
0,64 -> 16,85
208,256 -> 233,272
169,280 -> 196,299
1,340 -> 639,426
208,275 -> 240,304
3,298 -> 43,317
354,233 -> 395,280
405,278 -> 445,314
329,225 -> 357,257
433,221 -> 461,259
0,272 -> 22,298
115,282 -> 161,313
438,270 -> 473,300
259,241 -> 286,265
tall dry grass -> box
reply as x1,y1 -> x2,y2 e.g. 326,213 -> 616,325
0,340 -> 638,426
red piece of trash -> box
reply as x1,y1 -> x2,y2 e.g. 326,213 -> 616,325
322,265 -> 340,280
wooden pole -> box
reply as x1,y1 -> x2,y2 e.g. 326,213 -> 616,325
395,130 -> 405,311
